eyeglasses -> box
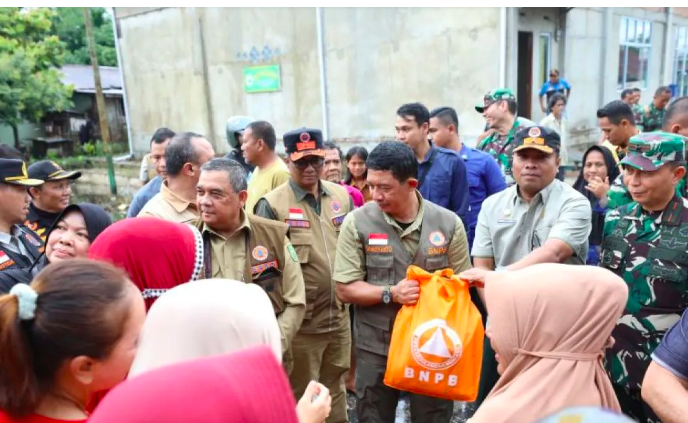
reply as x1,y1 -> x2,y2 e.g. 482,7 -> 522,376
293,157 -> 325,170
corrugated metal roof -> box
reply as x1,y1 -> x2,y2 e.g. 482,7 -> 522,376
60,65 -> 123,93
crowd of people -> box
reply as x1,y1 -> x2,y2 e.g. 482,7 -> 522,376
0,73 -> 688,423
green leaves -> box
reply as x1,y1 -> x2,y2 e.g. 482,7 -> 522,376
52,8 -> 117,67
0,7 -> 73,145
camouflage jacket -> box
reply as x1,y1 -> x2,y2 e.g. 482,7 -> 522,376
607,173 -> 686,210
641,103 -> 666,133
477,117 -> 535,186
600,195 -> 688,389
632,104 -> 644,131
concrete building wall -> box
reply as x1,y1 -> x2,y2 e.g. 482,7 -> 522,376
115,7 -> 502,155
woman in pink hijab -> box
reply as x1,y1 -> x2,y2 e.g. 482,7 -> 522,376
469,264 -> 628,423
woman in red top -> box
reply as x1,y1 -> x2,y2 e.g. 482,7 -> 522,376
0,260 -> 146,423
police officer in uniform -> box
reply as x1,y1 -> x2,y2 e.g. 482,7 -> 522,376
254,128 -> 353,423
334,142 -> 471,423
225,116 -> 255,176
195,157 -> 306,367
0,159 -> 45,273
600,132 -> 688,423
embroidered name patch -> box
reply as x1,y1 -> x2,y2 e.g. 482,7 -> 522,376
25,234 -> 41,247
366,245 -> 393,254
0,252 -> 14,271
332,215 -> 346,226
427,247 -> 447,256
251,259 -> 279,275
285,219 -> 311,228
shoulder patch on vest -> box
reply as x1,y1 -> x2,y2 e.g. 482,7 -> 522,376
252,246 -> 268,261
330,200 -> 342,213
429,231 -> 446,246
287,244 -> 298,262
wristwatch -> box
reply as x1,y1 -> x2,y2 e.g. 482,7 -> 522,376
382,285 -> 392,304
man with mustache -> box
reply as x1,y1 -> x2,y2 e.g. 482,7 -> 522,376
460,125 -> 591,407
254,128 -> 353,423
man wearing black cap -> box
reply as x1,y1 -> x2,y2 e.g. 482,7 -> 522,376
459,125 -> 592,406
0,159 -> 45,273
24,160 -> 82,241
254,128 -> 353,423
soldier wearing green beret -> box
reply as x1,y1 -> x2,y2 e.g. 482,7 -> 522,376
600,132 -> 688,423
475,88 -> 535,186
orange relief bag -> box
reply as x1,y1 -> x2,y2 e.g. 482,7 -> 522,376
383,265 -> 484,401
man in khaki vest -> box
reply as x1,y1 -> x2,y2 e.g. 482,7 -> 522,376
254,128 -> 353,423
334,141 -> 471,423
195,157 -> 306,365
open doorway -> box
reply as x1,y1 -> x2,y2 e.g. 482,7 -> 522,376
517,31 -> 533,120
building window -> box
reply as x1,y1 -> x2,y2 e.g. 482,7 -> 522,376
539,33 -> 552,87
674,27 -> 688,97
618,17 -> 652,90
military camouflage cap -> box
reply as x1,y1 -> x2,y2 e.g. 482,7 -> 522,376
619,132 -> 687,171
475,88 -> 517,113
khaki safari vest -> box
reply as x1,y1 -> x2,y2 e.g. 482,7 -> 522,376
199,215 -> 289,315
262,180 -> 351,334
353,200 -> 456,357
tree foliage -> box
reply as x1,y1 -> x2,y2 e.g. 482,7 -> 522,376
0,7 -> 73,147
52,8 -> 117,67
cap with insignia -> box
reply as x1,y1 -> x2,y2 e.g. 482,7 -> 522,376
284,128 -> 326,161
512,125 -> 560,155
475,88 -> 517,113
28,160 -> 81,183
0,159 -> 44,186
620,132 -> 687,171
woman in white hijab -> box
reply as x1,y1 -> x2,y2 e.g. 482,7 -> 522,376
128,279 -> 331,423
129,279 -> 281,375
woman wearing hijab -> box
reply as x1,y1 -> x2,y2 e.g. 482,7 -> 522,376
572,145 -> 619,265
89,346 -> 324,423
469,264 -> 628,423
0,203 -> 112,292
88,217 -> 204,310
128,279 -> 331,423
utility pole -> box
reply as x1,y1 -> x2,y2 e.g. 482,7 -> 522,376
83,7 -> 117,196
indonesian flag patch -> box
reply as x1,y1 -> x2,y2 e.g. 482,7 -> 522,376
288,208 -> 305,220
0,251 -> 9,264
368,233 -> 388,246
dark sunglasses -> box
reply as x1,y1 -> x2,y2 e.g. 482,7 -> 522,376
294,157 -> 325,170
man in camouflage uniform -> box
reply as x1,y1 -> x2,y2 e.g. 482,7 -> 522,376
607,99 -> 688,210
600,132 -> 688,423
475,88 -> 535,186
640,86 -> 672,133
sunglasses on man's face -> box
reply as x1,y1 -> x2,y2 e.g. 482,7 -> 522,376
294,157 -> 325,170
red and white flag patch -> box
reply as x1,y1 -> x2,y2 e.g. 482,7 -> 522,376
0,251 -> 9,264
289,208 -> 305,220
369,233 -> 388,246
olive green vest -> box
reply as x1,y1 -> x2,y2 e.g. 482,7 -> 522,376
196,215 -> 289,315
262,180 -> 351,334
353,200 -> 457,357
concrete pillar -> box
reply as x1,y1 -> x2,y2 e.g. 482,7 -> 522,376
506,7 -> 519,90
599,7 -> 612,108
663,7 -> 674,85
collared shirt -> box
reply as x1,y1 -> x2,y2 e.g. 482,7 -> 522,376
348,180 -> 371,203
472,179 -> 591,268
417,143 -> 470,228
138,180 -> 198,223
0,226 -> 30,257
127,175 -> 163,218
458,144 -> 507,249
340,182 -> 364,208
333,191 -> 471,283
254,180 -> 355,219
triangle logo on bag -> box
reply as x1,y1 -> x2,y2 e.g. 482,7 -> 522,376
411,319 -> 463,371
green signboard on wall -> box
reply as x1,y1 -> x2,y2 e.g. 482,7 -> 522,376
243,65 -> 281,93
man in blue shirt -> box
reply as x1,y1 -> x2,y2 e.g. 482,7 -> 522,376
394,102 -> 470,229
126,128 -> 175,218
539,69 -> 571,114
643,309 -> 688,422
429,106 -> 506,249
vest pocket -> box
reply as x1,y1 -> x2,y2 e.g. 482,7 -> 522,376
253,270 -> 285,315
648,247 -> 688,285
303,282 -> 318,320
600,238 -> 629,275
365,253 -> 395,285
425,256 -> 449,272
290,231 -> 312,264
355,315 -> 392,356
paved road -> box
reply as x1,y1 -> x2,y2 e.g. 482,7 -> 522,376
347,393 -> 476,423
